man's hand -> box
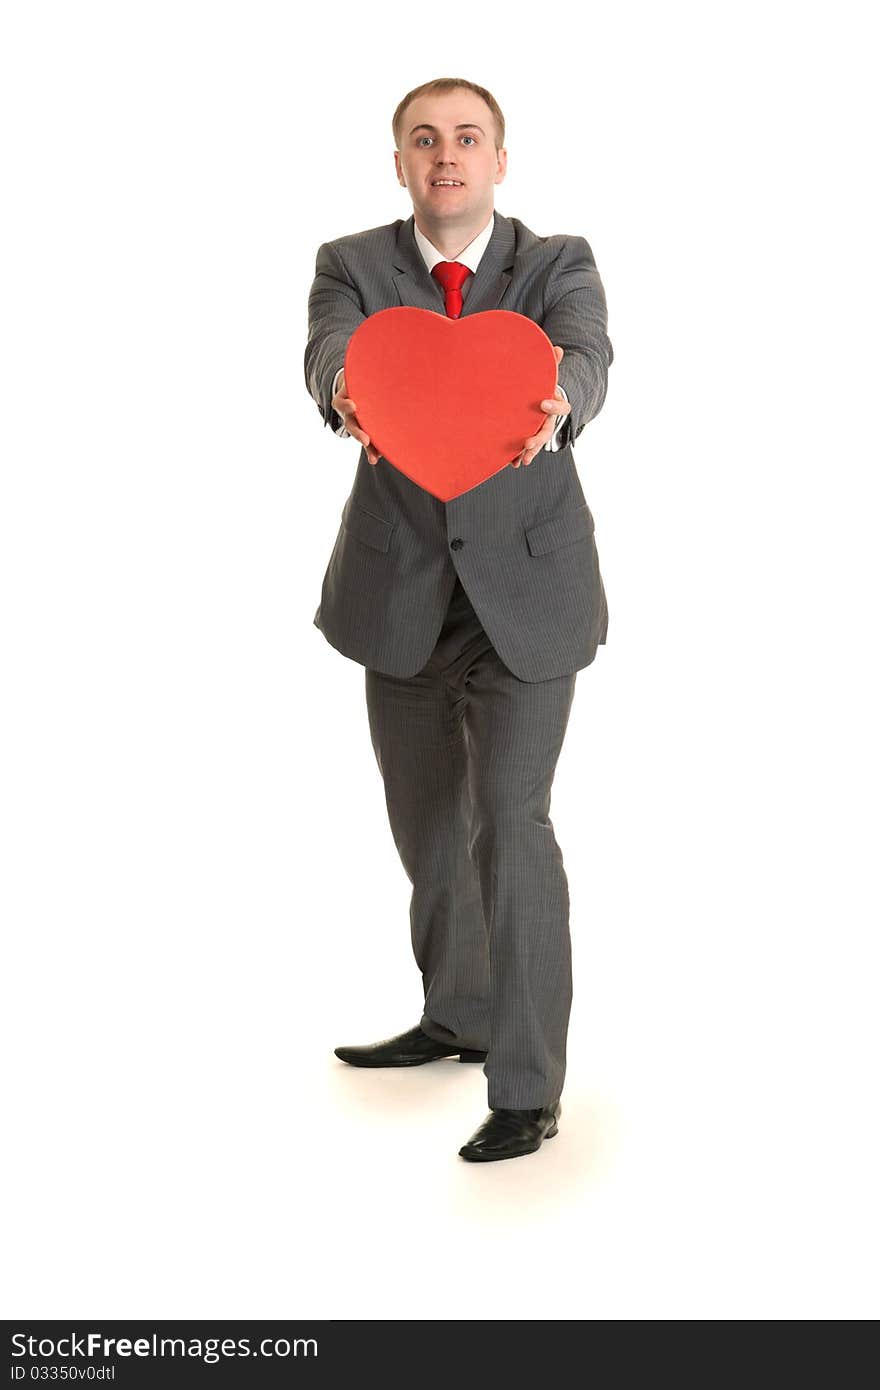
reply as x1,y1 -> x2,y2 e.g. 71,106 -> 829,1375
513,345 -> 571,468
331,373 -> 381,466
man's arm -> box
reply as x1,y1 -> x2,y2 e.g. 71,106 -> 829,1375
304,241 -> 366,431
540,236 -> 613,451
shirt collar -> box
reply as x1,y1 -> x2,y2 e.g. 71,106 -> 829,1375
412,210 -> 496,275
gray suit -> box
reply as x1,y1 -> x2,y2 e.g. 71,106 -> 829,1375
304,210 -> 613,1108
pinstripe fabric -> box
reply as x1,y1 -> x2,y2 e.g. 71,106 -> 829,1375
365,574 -> 577,1108
305,210 -> 612,684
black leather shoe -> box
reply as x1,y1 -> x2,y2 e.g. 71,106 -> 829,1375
458,1100 -> 561,1161
334,1024 -> 487,1068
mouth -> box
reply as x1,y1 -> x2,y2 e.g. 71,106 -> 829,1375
430,179 -> 464,189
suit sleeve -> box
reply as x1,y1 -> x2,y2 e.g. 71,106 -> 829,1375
540,236 -> 613,451
304,241 -> 367,431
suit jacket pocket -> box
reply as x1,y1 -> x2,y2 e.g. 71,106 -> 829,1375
342,499 -> 395,553
525,503 -> 595,557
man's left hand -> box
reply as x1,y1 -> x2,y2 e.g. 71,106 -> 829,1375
513,345 -> 571,468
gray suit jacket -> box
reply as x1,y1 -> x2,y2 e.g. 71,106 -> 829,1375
304,210 -> 613,682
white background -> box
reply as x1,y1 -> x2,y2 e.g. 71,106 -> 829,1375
2,0 -> 878,1320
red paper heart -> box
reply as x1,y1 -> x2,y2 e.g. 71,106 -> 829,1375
343,307 -> 560,502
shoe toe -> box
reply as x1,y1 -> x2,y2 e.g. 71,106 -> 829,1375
458,1106 -> 559,1161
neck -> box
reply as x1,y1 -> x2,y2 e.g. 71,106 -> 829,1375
414,207 -> 494,260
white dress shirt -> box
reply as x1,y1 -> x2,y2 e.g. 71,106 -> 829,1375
331,210 -> 569,452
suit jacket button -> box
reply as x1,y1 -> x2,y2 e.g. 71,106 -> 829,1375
450,537 -> 464,550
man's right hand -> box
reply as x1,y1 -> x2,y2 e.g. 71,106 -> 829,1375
332,373 -> 381,466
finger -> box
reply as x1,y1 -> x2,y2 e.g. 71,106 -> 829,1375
523,427 -> 550,449
522,425 -> 551,461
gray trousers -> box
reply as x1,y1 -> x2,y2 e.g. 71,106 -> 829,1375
365,574 -> 578,1109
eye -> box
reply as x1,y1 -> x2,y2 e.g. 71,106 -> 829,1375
416,134 -> 477,147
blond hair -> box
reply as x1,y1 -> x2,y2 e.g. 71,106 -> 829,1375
392,78 -> 506,153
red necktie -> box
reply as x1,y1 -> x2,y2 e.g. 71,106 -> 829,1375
431,261 -> 472,319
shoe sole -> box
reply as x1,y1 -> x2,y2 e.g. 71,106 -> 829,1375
458,1123 -> 559,1161
334,1049 -> 487,1067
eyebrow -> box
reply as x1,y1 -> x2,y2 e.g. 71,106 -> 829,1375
408,123 -> 486,136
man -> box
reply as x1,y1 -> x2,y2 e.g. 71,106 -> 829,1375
304,77 -> 613,1162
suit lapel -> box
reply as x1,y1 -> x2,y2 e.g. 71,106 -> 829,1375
392,212 -> 515,317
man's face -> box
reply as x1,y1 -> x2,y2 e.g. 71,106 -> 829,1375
394,89 -> 506,226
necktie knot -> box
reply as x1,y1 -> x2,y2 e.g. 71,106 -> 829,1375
431,260 -> 472,318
